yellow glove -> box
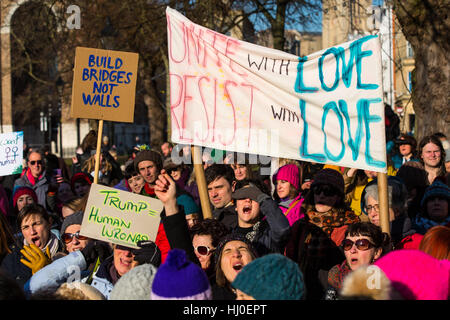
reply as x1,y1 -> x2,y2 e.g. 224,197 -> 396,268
20,244 -> 51,274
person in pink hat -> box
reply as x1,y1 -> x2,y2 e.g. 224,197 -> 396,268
273,164 -> 304,226
374,249 -> 450,300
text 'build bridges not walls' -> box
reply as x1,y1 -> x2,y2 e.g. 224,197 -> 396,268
166,7 -> 387,173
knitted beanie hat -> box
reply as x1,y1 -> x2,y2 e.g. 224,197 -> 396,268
12,186 -> 38,208
70,172 -> 93,192
177,194 -> 200,216
311,168 -> 345,196
231,254 -> 305,300
60,210 -> 84,235
133,150 -> 163,172
374,249 -> 450,300
420,179 -> 450,207
274,164 -> 300,190
151,249 -> 212,300
110,263 -> 157,300
214,233 -> 258,266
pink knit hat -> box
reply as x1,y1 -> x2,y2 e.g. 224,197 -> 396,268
274,164 -> 300,190
374,250 -> 450,300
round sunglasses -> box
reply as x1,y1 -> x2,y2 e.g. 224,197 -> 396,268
194,245 -> 215,256
62,231 -> 88,244
342,238 -> 375,251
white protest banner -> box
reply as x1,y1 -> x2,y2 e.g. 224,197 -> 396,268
0,131 -> 23,176
80,183 -> 163,248
166,7 -> 387,172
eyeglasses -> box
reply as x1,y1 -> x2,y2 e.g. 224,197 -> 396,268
342,238 -> 375,251
29,160 -> 43,166
365,204 -> 380,213
195,245 -> 215,256
313,185 -> 337,197
62,231 -> 88,244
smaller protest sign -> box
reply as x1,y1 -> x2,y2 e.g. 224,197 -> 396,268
0,131 -> 23,176
80,183 -> 163,248
70,47 -> 139,123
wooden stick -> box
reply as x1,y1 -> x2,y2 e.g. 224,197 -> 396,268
377,172 -> 390,235
93,119 -> 104,184
191,145 -> 212,219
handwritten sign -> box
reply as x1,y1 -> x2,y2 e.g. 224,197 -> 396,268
166,7 -> 387,172
80,184 -> 163,248
0,131 -> 23,176
70,47 -> 139,123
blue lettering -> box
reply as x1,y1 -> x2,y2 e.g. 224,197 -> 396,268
299,99 -> 326,162
355,35 -> 379,90
319,48 -> 340,92
115,58 -> 123,69
125,72 -> 133,84
322,101 -> 345,161
295,57 -> 318,93
88,54 -> 95,67
82,93 -> 94,105
338,99 -> 364,161
360,98 -> 385,167
113,96 -> 120,108
82,68 -> 90,81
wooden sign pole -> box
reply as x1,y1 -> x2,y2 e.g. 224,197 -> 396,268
93,119 -> 104,184
377,172 -> 390,235
191,145 -> 212,219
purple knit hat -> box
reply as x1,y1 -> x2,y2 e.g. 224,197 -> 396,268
374,249 -> 450,300
274,164 -> 300,190
150,249 -> 212,300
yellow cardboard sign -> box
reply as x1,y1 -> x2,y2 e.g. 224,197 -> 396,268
80,184 -> 163,248
70,47 -> 139,122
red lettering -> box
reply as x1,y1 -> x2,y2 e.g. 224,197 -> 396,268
169,73 -> 183,140
186,24 -> 201,65
241,83 -> 257,146
197,76 -> 211,142
167,15 -> 186,64
219,80 -> 237,146
181,75 -> 195,142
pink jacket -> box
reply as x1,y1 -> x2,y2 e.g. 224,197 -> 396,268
279,194 -> 304,226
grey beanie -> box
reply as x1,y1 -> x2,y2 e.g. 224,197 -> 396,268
60,211 -> 84,235
110,263 -> 158,300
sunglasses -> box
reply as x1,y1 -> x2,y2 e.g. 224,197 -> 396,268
195,245 -> 214,256
313,185 -> 337,197
62,231 -> 88,244
29,160 -> 43,166
342,238 -> 375,251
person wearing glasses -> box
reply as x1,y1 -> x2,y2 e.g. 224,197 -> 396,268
302,168 -> 360,246
360,176 -> 414,249
14,149 -> 51,211
324,222 -> 388,300
0,203 -> 64,288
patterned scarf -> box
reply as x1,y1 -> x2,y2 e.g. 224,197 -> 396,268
306,207 -> 360,237
328,260 -> 352,290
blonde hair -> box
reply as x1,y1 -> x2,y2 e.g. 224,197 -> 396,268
82,154 -> 113,174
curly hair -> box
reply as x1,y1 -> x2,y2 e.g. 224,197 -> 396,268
189,218 -> 230,248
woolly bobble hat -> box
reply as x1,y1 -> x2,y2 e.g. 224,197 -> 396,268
110,263 -> 158,300
273,164 -> 300,190
311,168 -> 345,196
177,194 -> 200,216
60,210 -> 84,235
133,149 -> 163,172
420,179 -> 450,207
151,249 -> 212,300
374,249 -> 450,300
340,265 -> 392,300
12,186 -> 38,208
231,254 -> 305,300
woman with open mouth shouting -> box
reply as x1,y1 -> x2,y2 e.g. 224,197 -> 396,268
324,222 -> 389,300
0,203 -> 64,288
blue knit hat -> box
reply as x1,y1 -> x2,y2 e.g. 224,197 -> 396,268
420,180 -> 450,207
177,194 -> 200,215
231,254 -> 305,300
150,249 -> 212,300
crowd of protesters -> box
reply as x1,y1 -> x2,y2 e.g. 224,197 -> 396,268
0,128 -> 449,301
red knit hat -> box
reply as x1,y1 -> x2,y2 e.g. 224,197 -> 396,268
70,172 -> 93,193
12,186 -> 38,208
